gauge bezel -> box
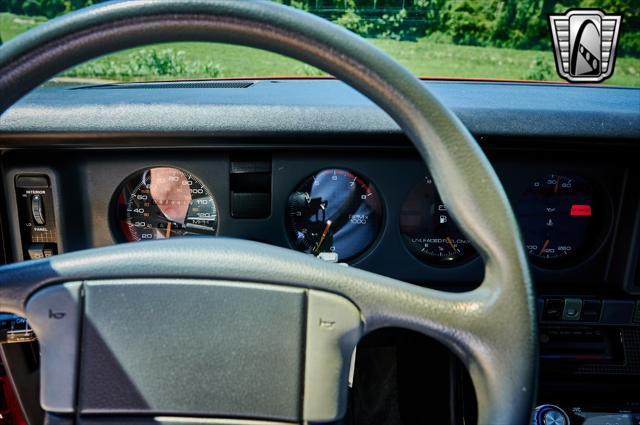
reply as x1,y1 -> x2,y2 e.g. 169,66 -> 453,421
398,175 -> 477,267
517,173 -> 613,270
110,166 -> 219,243
284,167 -> 385,264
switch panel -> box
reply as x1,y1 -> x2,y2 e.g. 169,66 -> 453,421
540,297 -> 639,325
14,175 -> 59,260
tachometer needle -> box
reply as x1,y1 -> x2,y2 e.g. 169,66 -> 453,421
315,220 -> 333,253
539,239 -> 550,256
165,222 -> 172,239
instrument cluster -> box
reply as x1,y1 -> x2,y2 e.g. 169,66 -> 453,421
111,164 -> 610,270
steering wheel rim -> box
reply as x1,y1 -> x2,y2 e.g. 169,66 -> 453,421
0,1 -> 537,424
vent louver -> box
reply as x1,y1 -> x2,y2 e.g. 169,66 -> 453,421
229,154 -> 272,219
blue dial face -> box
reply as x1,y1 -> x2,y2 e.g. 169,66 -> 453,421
286,169 -> 382,263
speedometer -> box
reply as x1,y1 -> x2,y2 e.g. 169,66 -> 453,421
115,167 -> 218,241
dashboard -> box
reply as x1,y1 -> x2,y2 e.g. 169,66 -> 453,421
0,79 -> 639,424
2,149 -> 627,289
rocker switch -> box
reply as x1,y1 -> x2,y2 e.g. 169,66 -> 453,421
31,194 -> 45,225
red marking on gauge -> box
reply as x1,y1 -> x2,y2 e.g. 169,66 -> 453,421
570,204 -> 592,217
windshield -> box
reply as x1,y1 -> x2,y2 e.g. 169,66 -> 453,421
1,1 -> 638,86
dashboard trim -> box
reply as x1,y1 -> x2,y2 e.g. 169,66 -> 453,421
0,81 -> 638,149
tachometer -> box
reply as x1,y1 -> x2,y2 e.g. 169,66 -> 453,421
399,175 -> 474,264
516,174 -> 595,264
115,167 -> 218,241
286,169 -> 382,262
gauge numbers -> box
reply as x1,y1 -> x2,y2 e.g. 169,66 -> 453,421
400,175 -> 473,264
116,167 -> 217,241
517,174 -> 595,264
286,169 -> 382,262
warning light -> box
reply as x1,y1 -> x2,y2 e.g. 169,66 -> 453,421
570,204 -> 592,217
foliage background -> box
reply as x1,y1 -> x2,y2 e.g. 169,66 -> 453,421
1,0 -> 636,55
0,0 -> 638,85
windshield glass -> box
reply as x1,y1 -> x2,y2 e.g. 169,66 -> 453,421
1,1 -> 638,86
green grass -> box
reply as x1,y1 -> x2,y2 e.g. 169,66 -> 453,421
2,12 -> 639,86
373,38 -> 640,86
0,12 -> 47,40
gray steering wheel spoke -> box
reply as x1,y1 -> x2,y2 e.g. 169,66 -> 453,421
0,1 -> 536,424
3,239 -> 531,424
356,273 -> 536,424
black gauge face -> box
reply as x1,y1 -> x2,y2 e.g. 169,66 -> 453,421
516,174 -> 595,264
115,167 -> 218,241
400,175 -> 473,264
286,169 -> 382,262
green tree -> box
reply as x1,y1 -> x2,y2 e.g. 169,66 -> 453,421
21,0 -> 43,16
491,0 -> 556,49
444,0 -> 492,46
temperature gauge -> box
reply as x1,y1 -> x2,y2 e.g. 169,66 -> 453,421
516,174 -> 597,265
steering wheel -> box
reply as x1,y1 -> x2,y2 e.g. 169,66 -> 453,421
0,1 -> 536,424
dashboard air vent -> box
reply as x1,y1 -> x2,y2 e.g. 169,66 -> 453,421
230,154 -> 272,219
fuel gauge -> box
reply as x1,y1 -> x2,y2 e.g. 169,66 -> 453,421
400,175 -> 474,264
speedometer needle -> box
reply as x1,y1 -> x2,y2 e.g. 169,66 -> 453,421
165,222 -> 172,239
315,220 -> 332,253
